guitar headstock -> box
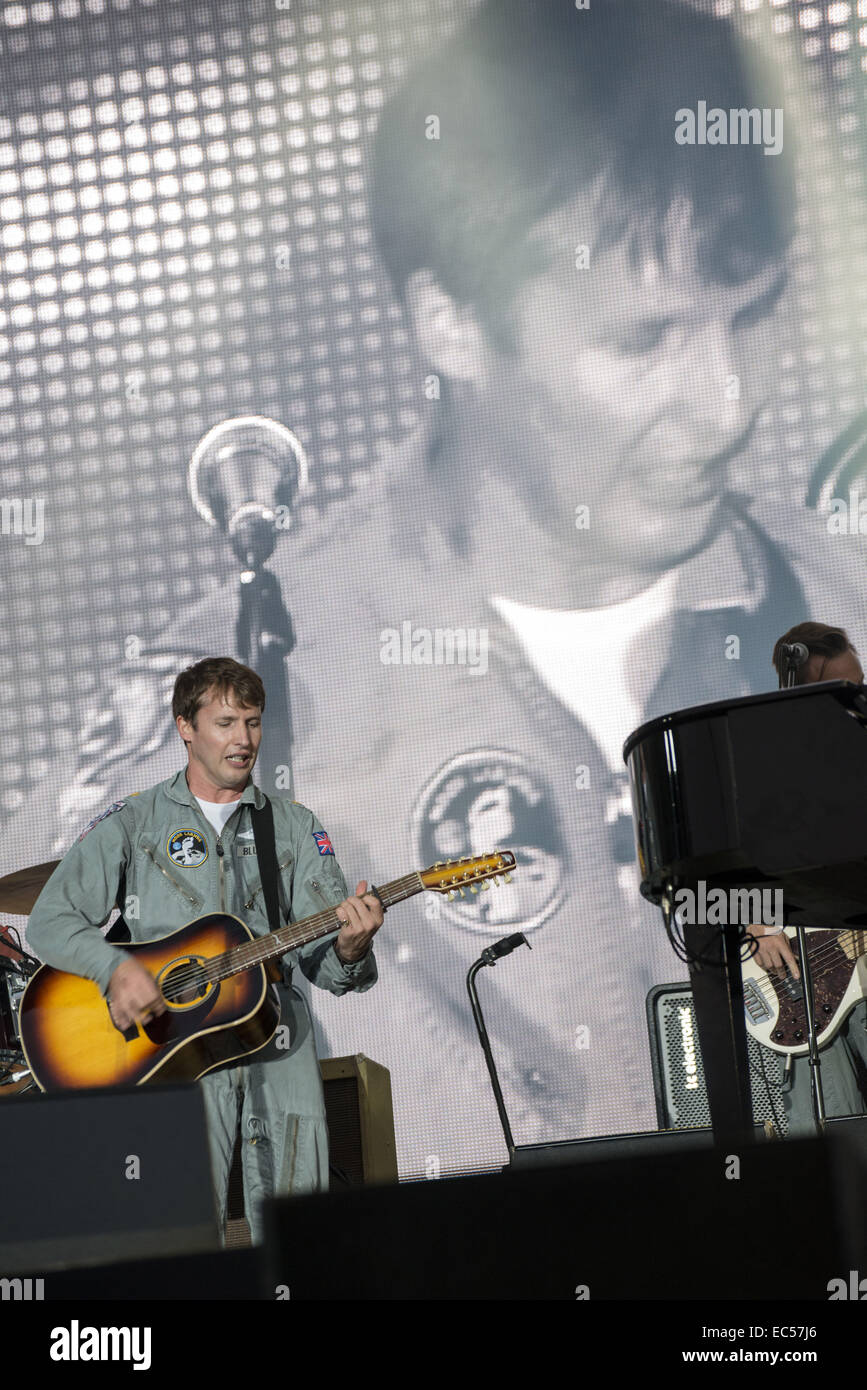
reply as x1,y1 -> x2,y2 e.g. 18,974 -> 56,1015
420,851 -> 516,899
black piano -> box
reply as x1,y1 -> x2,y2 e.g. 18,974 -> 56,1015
624,679 -> 867,1143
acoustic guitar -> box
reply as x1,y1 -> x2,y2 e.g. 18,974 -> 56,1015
20,852 -> 516,1091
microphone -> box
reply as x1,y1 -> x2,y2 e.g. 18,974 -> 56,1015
480,932 -> 531,966
187,416 -> 309,571
780,642 -> 809,666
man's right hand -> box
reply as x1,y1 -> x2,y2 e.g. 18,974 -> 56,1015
745,924 -> 800,980
107,957 -> 166,1031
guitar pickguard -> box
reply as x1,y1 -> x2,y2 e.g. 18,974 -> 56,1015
743,928 -> 863,1054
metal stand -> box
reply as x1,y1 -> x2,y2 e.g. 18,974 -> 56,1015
794,924 -> 827,1136
466,934 -> 531,1159
781,653 -> 826,1137
235,566 -> 296,798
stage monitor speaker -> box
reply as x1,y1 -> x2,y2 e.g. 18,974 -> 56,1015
225,1053 -> 397,1244
0,1083 -> 218,1274
647,980 -> 789,1133
509,1124 -> 763,1169
263,1129 -> 867,1299
319,1053 -> 398,1187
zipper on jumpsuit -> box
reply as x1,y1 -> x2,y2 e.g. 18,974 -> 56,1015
142,843 -> 199,907
216,837 -> 225,911
277,868 -> 336,1192
308,878 -> 334,911
240,845 -> 306,1185
215,836 -> 249,1102
243,850 -> 294,912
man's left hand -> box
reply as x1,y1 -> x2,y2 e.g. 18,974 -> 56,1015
334,880 -> 384,963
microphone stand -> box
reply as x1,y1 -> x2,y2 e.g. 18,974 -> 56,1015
466,933 -> 532,1160
235,564 -> 296,798
793,926 -> 826,1135
782,654 -> 827,1135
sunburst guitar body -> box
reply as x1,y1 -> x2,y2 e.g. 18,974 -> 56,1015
21,913 -> 275,1089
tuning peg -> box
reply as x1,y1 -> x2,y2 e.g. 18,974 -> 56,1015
503,872 -> 512,883
481,880 -> 490,890
447,891 -> 455,902
492,875 -> 501,886
469,884 -> 478,893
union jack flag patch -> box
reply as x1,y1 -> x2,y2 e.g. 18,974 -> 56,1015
312,830 -> 334,855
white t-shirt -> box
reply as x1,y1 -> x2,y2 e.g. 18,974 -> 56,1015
194,796 -> 241,837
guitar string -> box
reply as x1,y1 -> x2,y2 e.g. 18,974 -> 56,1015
156,881 -> 474,1000
153,900 -> 852,1007
155,874 -> 421,1001
150,883 -> 846,1010
746,928 -> 860,996
745,929 -> 863,1017
145,856 -> 511,999
151,868 -> 503,1002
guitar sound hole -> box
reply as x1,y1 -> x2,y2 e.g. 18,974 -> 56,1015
163,961 -> 209,1007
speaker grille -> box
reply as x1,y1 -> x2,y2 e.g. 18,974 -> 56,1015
648,983 -> 789,1133
323,1076 -> 365,1187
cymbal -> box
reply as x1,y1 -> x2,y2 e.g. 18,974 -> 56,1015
0,860 -> 59,915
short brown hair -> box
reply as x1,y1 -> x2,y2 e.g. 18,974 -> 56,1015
172,657 -> 265,724
772,621 -> 855,687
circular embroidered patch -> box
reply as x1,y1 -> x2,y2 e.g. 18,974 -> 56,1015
166,829 -> 209,867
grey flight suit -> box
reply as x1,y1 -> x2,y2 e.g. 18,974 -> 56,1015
26,769 -> 378,1244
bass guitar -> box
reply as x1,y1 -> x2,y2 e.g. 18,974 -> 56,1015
742,926 -> 867,1054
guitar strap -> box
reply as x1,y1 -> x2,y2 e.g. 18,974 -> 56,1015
251,794 -> 285,983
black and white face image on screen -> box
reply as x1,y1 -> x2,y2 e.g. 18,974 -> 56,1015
2,0 -> 867,1179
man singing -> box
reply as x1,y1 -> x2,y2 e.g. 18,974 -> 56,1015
26,657 -> 384,1243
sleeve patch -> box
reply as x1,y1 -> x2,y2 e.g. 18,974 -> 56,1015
76,801 -> 125,842
312,830 -> 334,855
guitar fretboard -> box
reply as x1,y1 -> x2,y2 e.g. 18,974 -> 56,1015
202,873 -> 423,983
841,928 -> 867,963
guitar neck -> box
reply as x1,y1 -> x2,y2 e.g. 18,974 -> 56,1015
840,928 -> 867,964
795,926 -> 867,966
207,873 -> 424,983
